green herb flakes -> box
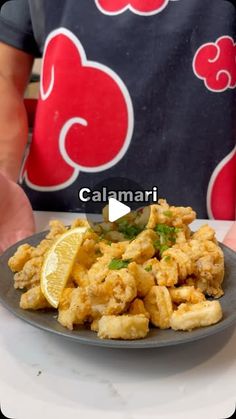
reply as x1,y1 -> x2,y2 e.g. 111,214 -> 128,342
154,224 -> 180,256
108,258 -> 131,270
117,220 -> 143,240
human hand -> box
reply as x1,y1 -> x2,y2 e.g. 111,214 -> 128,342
223,221 -> 236,252
0,172 -> 35,254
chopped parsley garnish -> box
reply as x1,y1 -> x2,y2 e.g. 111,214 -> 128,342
154,242 -> 170,255
164,255 -> 171,262
108,258 -> 131,270
145,265 -> 152,272
117,220 -> 143,240
155,224 -> 176,235
154,224 -> 180,256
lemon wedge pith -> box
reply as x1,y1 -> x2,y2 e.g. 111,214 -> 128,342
41,227 -> 87,308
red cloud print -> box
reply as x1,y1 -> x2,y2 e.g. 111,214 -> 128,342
207,147 -> 236,220
193,36 -> 236,92
95,0 -> 170,15
21,29 -> 133,191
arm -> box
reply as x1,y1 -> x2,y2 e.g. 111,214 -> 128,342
0,41 -> 34,180
0,43 -> 35,253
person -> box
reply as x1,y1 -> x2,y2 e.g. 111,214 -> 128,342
0,0 -> 235,253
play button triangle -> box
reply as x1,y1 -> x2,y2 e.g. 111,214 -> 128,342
108,198 -> 131,222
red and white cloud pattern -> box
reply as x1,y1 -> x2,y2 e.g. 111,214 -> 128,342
193,37 -> 236,219
207,146 -> 236,220
193,36 -> 236,92
95,0 -> 178,16
21,28 -> 133,191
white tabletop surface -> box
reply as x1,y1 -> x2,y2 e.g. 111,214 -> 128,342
0,212 -> 235,419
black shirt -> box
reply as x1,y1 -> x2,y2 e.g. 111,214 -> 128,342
0,0 -> 235,219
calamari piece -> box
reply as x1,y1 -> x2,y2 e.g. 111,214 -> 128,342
105,269 -> 137,313
44,220 -> 67,240
71,263 -> 89,288
58,288 -> 74,309
88,268 -> 137,316
105,230 -> 129,242
164,239 -> 224,297
74,227 -> 101,270
178,240 -> 224,296
175,225 -> 191,244
30,240 -> 51,258
122,229 -> 157,264
146,200 -> 173,228
195,240 -> 224,297
87,253 -> 111,284
170,300 -> 222,331
128,298 -> 150,319
30,220 -> 67,257
185,277 -> 195,287
144,286 -> 173,329
134,206 -> 151,228
146,199 -> 196,229
32,220 -> 67,258
169,286 -> 205,304
99,241 -> 129,258
98,314 -> 149,340
195,255 -> 224,298
20,286 -> 51,310
70,218 -> 90,229
128,262 -> 155,297
192,225 -> 217,243
173,240 -> 204,262
14,256 -> 43,289
11,220 -> 67,290
143,257 -> 159,271
153,257 -> 179,287
168,205 -> 196,227
90,317 -> 101,332
58,288 -> 91,330
76,238 -> 99,269
87,241 -> 130,285
8,244 -> 33,272
161,248 -> 194,282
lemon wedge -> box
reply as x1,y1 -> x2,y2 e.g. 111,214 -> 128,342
41,227 -> 87,308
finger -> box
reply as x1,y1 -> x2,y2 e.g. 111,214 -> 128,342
223,222 -> 236,252
0,229 -> 34,255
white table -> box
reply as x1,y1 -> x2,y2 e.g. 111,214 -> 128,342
0,212 -> 235,419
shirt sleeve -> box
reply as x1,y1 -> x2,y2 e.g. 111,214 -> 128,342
0,0 -> 41,57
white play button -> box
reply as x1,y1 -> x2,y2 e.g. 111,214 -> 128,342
108,198 -> 131,222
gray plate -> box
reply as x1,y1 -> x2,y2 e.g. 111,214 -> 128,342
0,232 -> 236,349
